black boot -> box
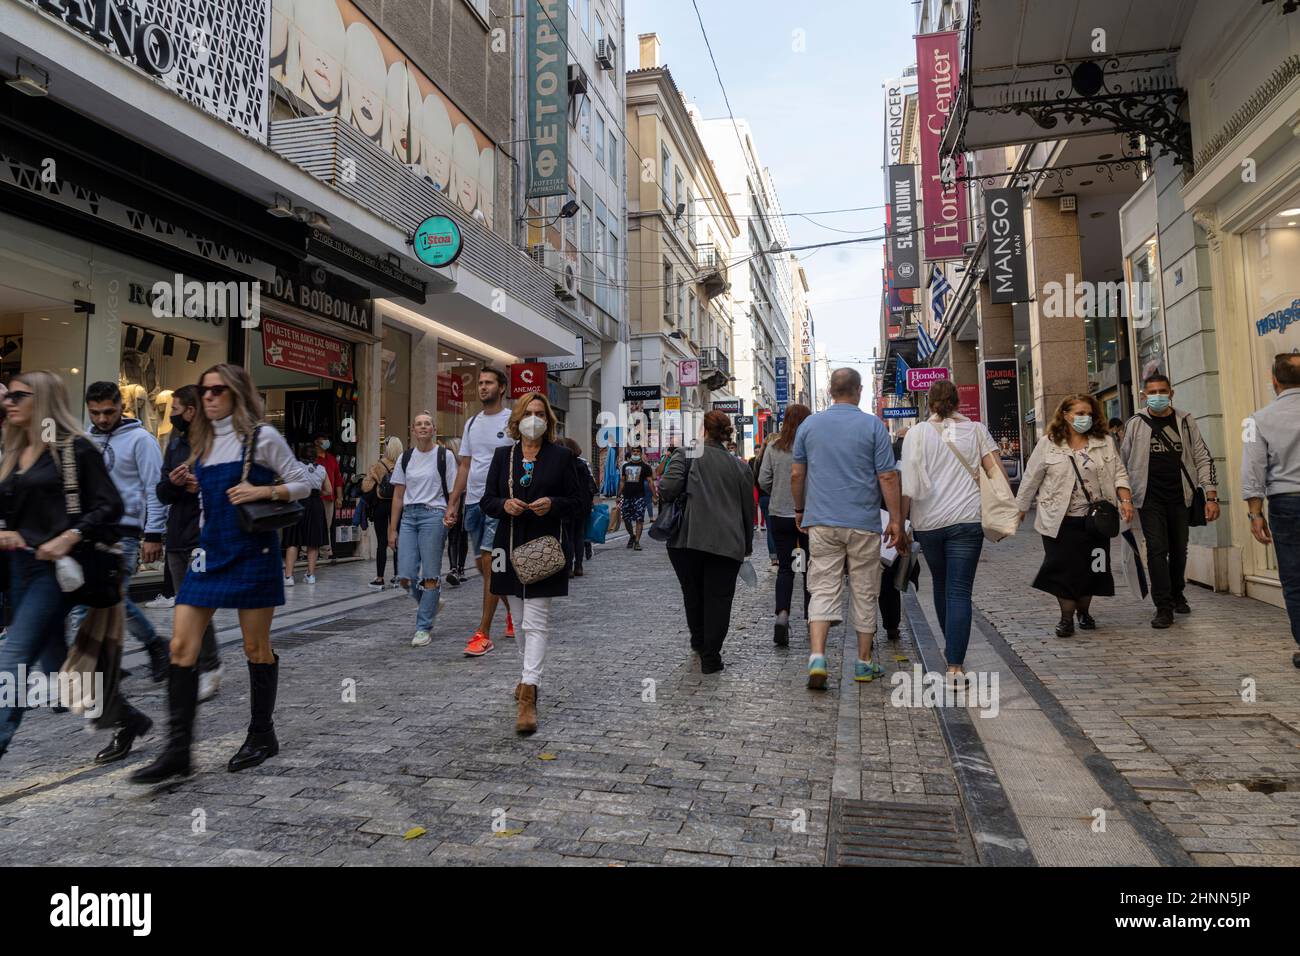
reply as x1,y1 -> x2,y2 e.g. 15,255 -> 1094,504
228,656 -> 279,773
95,705 -> 153,764
129,666 -> 197,784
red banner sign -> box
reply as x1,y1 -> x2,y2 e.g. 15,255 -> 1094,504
437,371 -> 466,413
916,31 -> 969,261
510,362 -> 547,398
261,319 -> 353,383
958,384 -> 981,421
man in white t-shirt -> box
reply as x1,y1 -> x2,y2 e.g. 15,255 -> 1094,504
446,367 -> 515,657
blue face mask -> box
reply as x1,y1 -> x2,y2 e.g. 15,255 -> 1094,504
1071,415 -> 1093,434
1145,394 -> 1171,413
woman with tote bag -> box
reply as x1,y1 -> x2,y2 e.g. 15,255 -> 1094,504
900,381 -> 1009,680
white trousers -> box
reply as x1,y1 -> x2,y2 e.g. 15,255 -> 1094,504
513,596 -> 551,686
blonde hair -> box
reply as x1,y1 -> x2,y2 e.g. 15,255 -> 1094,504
0,370 -> 86,480
507,391 -> 557,442
383,436 -> 403,465
187,363 -> 266,466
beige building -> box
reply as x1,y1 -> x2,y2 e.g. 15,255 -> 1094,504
789,257 -> 815,406
626,34 -> 740,448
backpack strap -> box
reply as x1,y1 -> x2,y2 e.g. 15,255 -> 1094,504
436,445 -> 449,500
1141,413 -> 1198,491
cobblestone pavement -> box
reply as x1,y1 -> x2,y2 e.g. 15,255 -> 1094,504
0,531 -> 958,867
969,528 -> 1300,867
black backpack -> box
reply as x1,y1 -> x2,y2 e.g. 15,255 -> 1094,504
390,446 -> 449,500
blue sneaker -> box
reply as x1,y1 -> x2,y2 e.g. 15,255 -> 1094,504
854,660 -> 886,683
807,655 -> 828,690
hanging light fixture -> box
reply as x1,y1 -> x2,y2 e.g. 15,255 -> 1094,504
124,325 -> 138,350
138,330 -> 155,353
186,340 -> 200,364
163,334 -> 175,357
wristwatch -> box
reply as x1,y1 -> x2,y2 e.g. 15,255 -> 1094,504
1248,510 -> 1264,521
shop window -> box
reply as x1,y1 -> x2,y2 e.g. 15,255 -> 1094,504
1243,192 -> 1300,412
1127,239 -> 1166,390
437,347 -> 490,453
380,325 -> 411,451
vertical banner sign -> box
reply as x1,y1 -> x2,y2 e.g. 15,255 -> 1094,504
982,359 -> 1023,482
888,164 -> 921,289
527,0 -> 568,198
916,32 -> 969,260
957,384 -> 981,421
984,188 -> 1029,303
775,356 -> 789,405
884,80 -> 907,166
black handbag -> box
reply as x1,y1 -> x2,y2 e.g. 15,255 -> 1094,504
1145,415 -> 1208,527
58,440 -> 124,608
648,456 -> 693,542
1067,451 -> 1121,539
235,425 -> 304,534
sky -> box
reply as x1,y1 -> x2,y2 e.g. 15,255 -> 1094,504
624,0 -> 918,402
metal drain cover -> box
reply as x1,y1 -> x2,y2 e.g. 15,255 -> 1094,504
827,799 -> 977,866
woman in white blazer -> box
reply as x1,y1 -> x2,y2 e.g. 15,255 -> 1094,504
1014,394 -> 1135,637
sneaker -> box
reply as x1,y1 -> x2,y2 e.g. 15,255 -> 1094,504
807,655 -> 829,690
198,666 -> 223,703
1151,608 -> 1174,629
633,539 -> 642,551
145,594 -> 175,609
626,536 -> 635,549
283,576 -> 295,587
411,630 -> 431,647
1173,600 -> 1191,615
854,660 -> 885,683
504,614 -> 515,639
445,572 -> 461,587
464,632 -> 494,657
305,574 -> 317,585
368,578 -> 384,592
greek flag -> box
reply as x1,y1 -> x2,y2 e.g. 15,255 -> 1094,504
916,320 -> 937,363
922,265 -> 952,362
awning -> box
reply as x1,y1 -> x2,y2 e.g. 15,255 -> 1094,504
941,0 -> 1197,169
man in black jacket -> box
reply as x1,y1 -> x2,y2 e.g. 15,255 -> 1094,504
156,386 -> 223,702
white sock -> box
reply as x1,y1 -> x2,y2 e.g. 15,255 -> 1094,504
858,658 -> 871,667
809,653 -> 821,665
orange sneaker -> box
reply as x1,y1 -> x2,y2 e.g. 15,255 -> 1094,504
464,632 -> 494,657
504,613 -> 515,639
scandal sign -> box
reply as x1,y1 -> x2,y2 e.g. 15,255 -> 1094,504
916,32 -> 969,260
262,319 -> 354,383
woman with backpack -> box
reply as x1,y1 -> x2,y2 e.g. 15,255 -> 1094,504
388,412 -> 457,648
361,436 -> 402,591
282,443 -> 331,586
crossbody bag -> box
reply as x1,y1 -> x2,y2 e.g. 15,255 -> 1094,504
235,426 -> 305,534
1066,450 -> 1121,539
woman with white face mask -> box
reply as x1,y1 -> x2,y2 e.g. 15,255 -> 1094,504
1015,394 -> 1135,637
479,391 -> 582,734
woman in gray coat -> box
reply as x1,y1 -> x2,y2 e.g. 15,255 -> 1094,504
659,411 -> 755,673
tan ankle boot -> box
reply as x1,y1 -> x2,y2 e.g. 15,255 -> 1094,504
516,683 -> 538,735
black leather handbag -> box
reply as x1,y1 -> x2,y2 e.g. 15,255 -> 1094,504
235,426 -> 304,534
1067,452 -> 1121,539
648,456 -> 693,542
58,440 -> 124,608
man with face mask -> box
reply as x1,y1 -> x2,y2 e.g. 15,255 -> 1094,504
1242,352 -> 1300,668
617,447 -> 654,550
1120,373 -> 1219,628
156,386 -> 223,701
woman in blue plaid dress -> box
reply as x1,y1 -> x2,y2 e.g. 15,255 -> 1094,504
132,364 -> 309,785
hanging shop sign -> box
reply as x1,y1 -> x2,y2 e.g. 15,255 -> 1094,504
262,263 -> 373,335
679,359 -> 700,387
532,334 -> 585,371
884,78 -> 914,167
437,371 -> 466,413
881,406 -> 919,420
984,188 -> 1029,304
262,319 -> 354,384
664,396 -> 681,411
712,399 -> 742,414
526,0 -> 569,198
25,0 -> 271,141
775,356 -> 789,405
887,165 -> 921,289
510,362 -> 548,398
906,367 -> 950,391
412,216 -> 464,268
958,384 -> 981,421
982,359 -> 1023,482
624,385 -> 662,402
916,31 -> 969,260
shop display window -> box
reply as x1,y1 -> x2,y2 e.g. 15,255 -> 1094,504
436,347 -> 488,453
1242,190 -> 1300,412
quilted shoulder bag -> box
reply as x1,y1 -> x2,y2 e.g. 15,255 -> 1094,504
1066,450 -> 1120,539
235,425 -> 305,534
508,443 -> 566,586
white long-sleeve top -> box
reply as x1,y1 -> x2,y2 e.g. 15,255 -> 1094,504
197,417 -> 310,527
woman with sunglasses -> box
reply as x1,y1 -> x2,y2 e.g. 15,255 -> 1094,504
132,364 -> 310,784
480,391 -> 582,734
0,371 -> 140,765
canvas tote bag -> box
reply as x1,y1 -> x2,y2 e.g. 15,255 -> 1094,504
929,421 -> 1020,542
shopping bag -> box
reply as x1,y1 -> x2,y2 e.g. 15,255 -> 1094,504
587,503 -> 611,544
608,500 -> 623,534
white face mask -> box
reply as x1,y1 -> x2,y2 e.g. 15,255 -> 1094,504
519,415 -> 546,440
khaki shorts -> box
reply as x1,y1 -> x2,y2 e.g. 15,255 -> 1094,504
806,525 -> 882,634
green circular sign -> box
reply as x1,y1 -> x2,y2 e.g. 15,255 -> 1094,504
412,215 -> 463,268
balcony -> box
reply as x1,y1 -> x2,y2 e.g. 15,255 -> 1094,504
696,244 -> 729,299
698,346 -> 730,391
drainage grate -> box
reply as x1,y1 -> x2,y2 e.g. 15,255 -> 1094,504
272,615 -> 372,648
827,798 -> 977,866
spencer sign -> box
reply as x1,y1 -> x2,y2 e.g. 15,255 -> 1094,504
27,0 -> 177,76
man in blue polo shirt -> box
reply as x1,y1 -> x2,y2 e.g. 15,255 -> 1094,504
792,368 -> 905,689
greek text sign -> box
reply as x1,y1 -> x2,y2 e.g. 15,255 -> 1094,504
526,0 -> 568,198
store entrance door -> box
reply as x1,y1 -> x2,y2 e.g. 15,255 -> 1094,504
285,389 -> 334,452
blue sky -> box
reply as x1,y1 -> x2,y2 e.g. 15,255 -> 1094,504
624,0 -> 918,397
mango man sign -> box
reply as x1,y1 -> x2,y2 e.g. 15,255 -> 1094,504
526,0 -> 568,198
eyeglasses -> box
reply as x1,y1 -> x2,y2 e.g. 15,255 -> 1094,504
198,384 -> 230,398
520,460 -> 535,488
2,390 -> 32,404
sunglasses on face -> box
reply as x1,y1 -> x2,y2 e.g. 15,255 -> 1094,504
199,384 -> 230,398
2,390 -> 32,404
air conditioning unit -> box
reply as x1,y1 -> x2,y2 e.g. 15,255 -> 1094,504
560,263 -> 578,300
528,243 -> 547,267
596,38 -> 617,70
568,64 -> 589,95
